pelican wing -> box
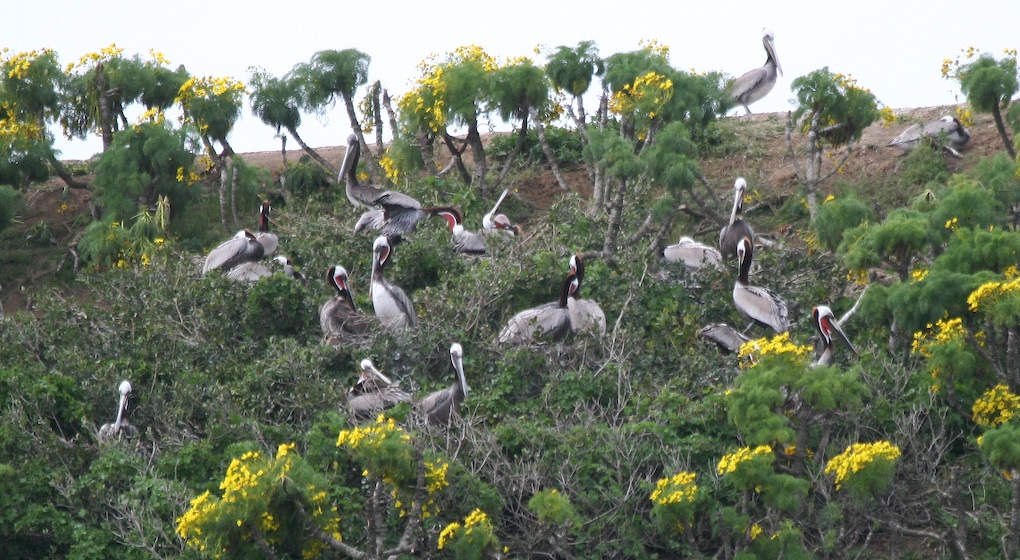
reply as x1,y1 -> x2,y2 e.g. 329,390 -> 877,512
372,282 -> 418,330
734,283 -> 789,333
730,67 -> 770,105
226,261 -> 273,283
349,384 -> 411,420
698,323 -> 750,353
568,297 -> 607,336
664,239 -> 723,270
452,229 -> 488,255
498,303 -> 570,344
202,235 -> 249,274
256,232 -> 278,256
354,209 -> 386,233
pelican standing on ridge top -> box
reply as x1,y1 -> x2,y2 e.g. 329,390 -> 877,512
720,178 -> 755,260
887,116 -> 971,157
497,270 -> 576,344
370,236 -> 418,330
340,134 -> 434,237
320,265 -> 373,343
730,28 -> 782,114
811,305 -> 858,367
567,254 -> 607,336
99,380 -> 138,441
347,359 -> 412,419
416,343 -> 469,425
733,236 -> 789,333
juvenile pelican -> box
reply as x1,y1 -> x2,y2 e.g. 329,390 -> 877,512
370,236 -> 418,330
733,236 -> 789,333
98,380 -> 138,441
663,237 -> 724,271
320,265 -> 373,342
697,322 -> 751,354
811,305 -> 858,367
340,134 -> 434,236
887,116 -> 971,157
730,28 -> 782,114
720,177 -> 755,260
567,254 -> 607,336
497,271 -> 576,344
416,343 -> 469,425
347,359 -> 412,419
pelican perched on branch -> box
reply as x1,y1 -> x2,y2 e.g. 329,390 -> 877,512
811,305 -> 858,367
416,343 -> 469,425
370,236 -> 417,330
340,134 -> 437,236
567,254 -> 607,336
99,380 -> 138,442
733,236 -> 789,333
347,359 -> 411,419
887,116 -> 971,157
720,178 -> 755,260
730,28 -> 782,114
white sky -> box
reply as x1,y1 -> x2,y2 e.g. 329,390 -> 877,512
8,0 -> 1018,160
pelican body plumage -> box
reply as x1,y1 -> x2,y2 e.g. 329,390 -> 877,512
733,236 -> 789,333
730,28 -> 782,114
370,236 -> 418,330
416,343 -> 469,425
347,359 -> 411,419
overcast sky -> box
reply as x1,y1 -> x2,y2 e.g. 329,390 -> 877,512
8,0 -> 1018,159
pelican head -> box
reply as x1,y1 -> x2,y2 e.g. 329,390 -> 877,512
373,236 -> 392,267
118,380 -> 132,397
329,265 -> 350,290
812,305 -> 858,355
482,189 -> 510,230
762,28 -> 782,77
450,342 -> 468,397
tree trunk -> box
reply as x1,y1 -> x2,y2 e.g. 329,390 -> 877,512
218,164 -> 229,230
229,158 -> 239,226
286,126 -> 336,175
492,111 -> 529,190
441,132 -> 473,185
530,107 -> 570,192
602,178 -> 629,259
382,89 -> 400,140
466,120 -> 488,191
591,93 -> 609,212
991,103 -> 1017,159
95,64 -> 114,151
343,94 -> 383,183
47,155 -> 88,190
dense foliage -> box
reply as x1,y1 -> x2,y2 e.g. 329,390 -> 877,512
2,39 -> 1020,560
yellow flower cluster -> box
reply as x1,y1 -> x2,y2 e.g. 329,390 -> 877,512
878,106 -> 897,127
425,459 -> 450,494
823,441 -> 901,490
967,278 -> 1020,312
379,154 -> 400,183
911,317 -> 965,358
717,445 -> 772,476
147,48 -> 172,67
638,38 -> 670,58
749,523 -> 764,540
955,107 -> 974,128
737,332 -> 812,366
336,414 -> 410,451
911,268 -> 928,283
175,75 -> 246,104
649,471 -> 698,506
66,43 -> 124,72
972,384 -> 1020,428
438,509 -> 493,550
4,49 -> 52,80
609,71 -> 674,119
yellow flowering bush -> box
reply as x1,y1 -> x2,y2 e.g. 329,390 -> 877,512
973,384 -> 1020,428
609,70 -> 674,123
824,441 -> 901,495
967,278 -> 1020,318
911,317 -> 966,359
737,332 -> 813,368
649,471 -> 699,532
437,509 -> 500,559
336,414 -> 415,486
176,443 -> 342,558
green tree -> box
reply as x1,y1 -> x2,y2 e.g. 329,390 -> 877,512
248,68 -> 334,171
788,68 -> 883,218
487,58 -> 549,190
545,40 -> 603,129
945,49 -> 1018,158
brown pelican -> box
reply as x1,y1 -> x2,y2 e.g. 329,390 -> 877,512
730,28 -> 782,114
811,305 -> 858,367
347,359 -> 412,420
887,116 -> 971,157
202,229 -> 265,274
497,271 -> 576,344
733,236 -> 789,333
416,343 -> 469,425
697,322 -> 751,354
567,254 -> 607,336
663,237 -> 724,271
255,200 -> 279,257
370,236 -> 418,330
434,189 -> 519,254
320,265 -> 373,342
340,134 -> 433,236
719,177 -> 755,260
98,380 -> 138,441
226,255 -> 300,283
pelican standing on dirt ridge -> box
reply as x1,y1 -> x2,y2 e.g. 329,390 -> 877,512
320,265 -> 373,342
720,177 -> 755,260
887,116 -> 971,157
347,359 -> 412,419
567,253 -> 607,336
99,380 -> 138,441
733,236 -> 789,333
730,28 -> 782,114
416,343 -> 469,425
811,305 -> 858,367
340,134 -> 434,236
370,236 -> 418,330
663,237 -> 724,271
497,270 -> 576,344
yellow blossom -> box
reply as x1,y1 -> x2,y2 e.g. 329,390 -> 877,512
824,441 -> 901,490
717,445 -> 772,476
973,384 -> 1020,428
